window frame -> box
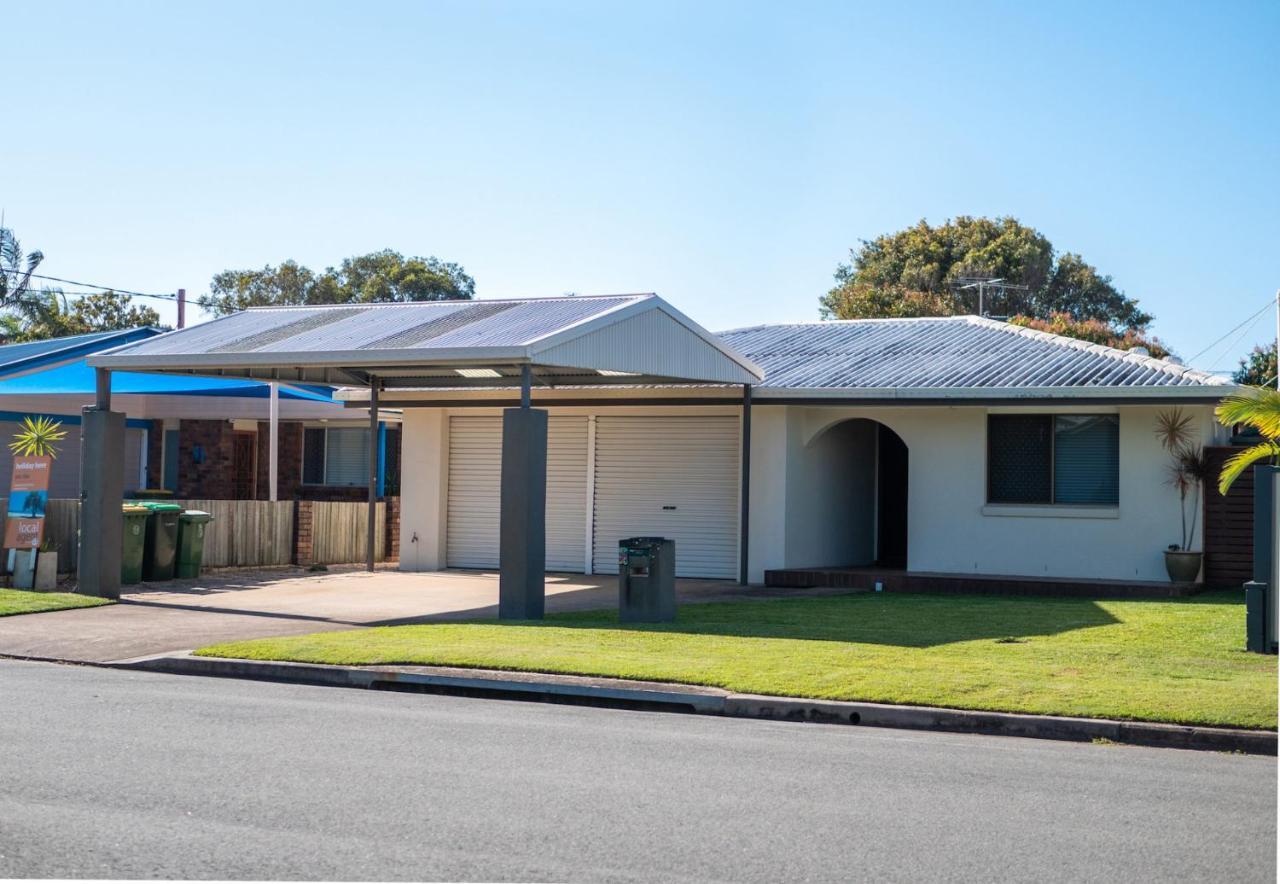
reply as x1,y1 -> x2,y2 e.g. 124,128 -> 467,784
985,412 -> 1119,508
301,425 -> 371,487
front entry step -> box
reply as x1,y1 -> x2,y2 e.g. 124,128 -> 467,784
763,567 -> 1203,599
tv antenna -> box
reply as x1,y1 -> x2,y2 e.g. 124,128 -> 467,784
952,275 -> 1029,318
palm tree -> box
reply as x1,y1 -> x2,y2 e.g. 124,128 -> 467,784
0,226 -> 44,307
1216,387 -> 1280,494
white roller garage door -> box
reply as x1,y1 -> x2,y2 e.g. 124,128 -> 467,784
592,415 -> 739,579
445,415 -> 588,571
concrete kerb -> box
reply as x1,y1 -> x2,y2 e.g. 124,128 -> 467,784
112,652 -> 1278,756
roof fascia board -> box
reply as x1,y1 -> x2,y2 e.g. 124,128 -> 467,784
340,384 -> 1236,408
357,394 -> 1232,409
89,345 -> 533,372
0,327 -> 159,378
751,384 -> 1242,400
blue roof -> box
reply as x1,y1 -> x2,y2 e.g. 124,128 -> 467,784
0,358 -> 334,401
0,327 -> 162,377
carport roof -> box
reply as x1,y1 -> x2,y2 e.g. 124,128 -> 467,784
88,294 -> 764,388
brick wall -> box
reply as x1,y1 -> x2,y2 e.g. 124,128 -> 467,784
177,419 -> 237,499
158,419 -> 401,504
255,421 -> 304,500
387,495 -> 400,562
293,499 -> 314,566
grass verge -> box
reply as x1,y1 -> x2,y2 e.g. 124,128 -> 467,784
196,590 -> 1278,729
0,588 -> 113,617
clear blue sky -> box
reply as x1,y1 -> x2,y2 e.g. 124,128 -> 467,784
5,0 -> 1277,372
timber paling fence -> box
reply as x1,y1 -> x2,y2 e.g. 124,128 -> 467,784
6,498 -> 395,573
309,500 -> 387,565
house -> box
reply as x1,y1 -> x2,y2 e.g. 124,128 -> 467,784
0,328 -> 399,500
86,297 -> 1239,588
374,313 -> 1236,584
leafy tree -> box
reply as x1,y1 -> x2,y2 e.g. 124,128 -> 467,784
819,282 -> 960,321
8,289 -> 162,342
1233,341 -> 1278,387
1039,252 -> 1151,330
1009,314 -> 1170,360
820,217 -> 1156,349
199,249 -> 475,317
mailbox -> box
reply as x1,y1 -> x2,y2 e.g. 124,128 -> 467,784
618,537 -> 676,623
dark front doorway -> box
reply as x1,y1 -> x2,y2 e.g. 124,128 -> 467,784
232,431 -> 257,499
876,423 -> 908,568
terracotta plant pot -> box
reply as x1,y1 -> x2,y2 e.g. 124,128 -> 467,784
1164,550 -> 1202,584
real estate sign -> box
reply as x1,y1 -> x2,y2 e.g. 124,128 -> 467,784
4,455 -> 51,549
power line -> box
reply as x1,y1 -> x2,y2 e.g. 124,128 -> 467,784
0,267 -> 182,302
1186,296 -> 1278,364
1204,310 -> 1270,374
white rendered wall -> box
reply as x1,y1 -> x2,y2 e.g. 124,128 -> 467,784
784,417 -> 876,569
755,403 -> 1222,583
397,409 -> 447,571
400,398 -> 1223,584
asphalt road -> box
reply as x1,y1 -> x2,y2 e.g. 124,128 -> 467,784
1,661 -> 1274,883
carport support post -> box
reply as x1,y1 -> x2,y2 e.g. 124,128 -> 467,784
739,383 -> 752,585
79,368 -> 125,599
268,381 -> 279,502
367,379 -> 380,572
499,364 -> 547,619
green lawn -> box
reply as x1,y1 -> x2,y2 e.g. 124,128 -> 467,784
197,591 -> 1278,729
0,588 -> 113,617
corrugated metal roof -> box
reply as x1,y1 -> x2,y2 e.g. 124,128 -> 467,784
719,316 -> 1232,391
89,295 -> 764,387
0,327 -> 160,377
127,298 -> 640,357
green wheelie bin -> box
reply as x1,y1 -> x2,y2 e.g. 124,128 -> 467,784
121,504 -> 149,585
130,500 -> 183,580
176,510 -> 213,579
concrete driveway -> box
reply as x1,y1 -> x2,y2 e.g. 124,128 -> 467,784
0,567 -> 811,664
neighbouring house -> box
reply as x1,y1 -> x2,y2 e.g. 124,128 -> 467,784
86,297 -> 1241,586
0,328 -> 399,501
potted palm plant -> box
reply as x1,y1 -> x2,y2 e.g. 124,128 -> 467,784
1155,409 -> 1212,583
7,416 -> 66,586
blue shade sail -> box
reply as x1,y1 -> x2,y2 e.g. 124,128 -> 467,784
0,357 -> 334,401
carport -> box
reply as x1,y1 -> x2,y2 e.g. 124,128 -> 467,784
84,295 -> 762,617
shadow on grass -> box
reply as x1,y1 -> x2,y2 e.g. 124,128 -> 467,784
474,592 -> 1129,649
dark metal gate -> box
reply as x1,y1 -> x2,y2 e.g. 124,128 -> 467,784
1204,446 -> 1253,587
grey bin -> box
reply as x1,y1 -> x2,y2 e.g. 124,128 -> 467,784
618,537 -> 676,623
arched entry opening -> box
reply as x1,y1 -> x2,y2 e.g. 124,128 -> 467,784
791,418 -> 908,570
875,423 -> 909,568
